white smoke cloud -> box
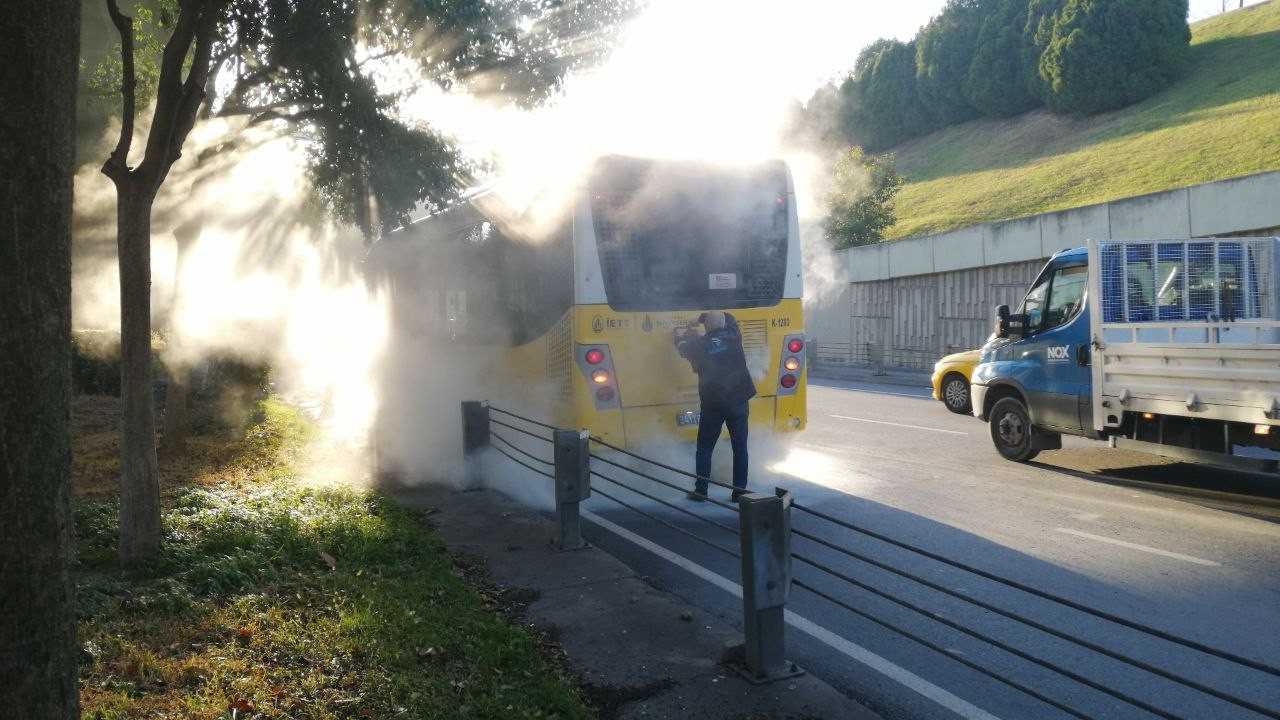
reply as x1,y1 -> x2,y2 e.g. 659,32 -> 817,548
70,0 -> 870,498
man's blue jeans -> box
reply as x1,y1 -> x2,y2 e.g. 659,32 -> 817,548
694,401 -> 749,494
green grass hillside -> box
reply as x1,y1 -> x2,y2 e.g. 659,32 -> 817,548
884,0 -> 1280,241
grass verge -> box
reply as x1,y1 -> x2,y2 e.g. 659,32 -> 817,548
75,394 -> 591,719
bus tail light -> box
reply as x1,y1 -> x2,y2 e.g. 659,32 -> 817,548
777,332 -> 805,396
577,344 -> 620,409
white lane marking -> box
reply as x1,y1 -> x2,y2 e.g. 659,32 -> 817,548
583,509 -> 1002,720
1054,528 -> 1221,567
831,414 -> 969,436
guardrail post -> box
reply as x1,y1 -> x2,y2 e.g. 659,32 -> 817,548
461,401 -> 489,489
868,342 -> 886,376
552,428 -> 591,551
732,488 -> 802,683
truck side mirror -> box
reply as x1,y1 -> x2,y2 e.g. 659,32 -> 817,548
994,304 -> 1027,340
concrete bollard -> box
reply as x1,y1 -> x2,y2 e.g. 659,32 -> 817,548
732,488 -> 803,683
461,401 -> 490,489
552,428 -> 591,551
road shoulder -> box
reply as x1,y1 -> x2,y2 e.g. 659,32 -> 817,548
393,484 -> 883,720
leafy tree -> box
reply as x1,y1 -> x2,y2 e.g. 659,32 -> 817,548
1022,0 -> 1066,101
915,0 -> 989,126
1,0 -> 81,714
964,0 -> 1041,117
783,83 -> 844,151
829,39 -> 898,147
856,40 -> 935,150
825,148 -> 906,249
833,75 -> 866,148
853,38 -> 897,81
1039,0 -> 1191,113
99,0 -> 633,564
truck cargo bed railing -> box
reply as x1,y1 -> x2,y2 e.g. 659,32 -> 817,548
1089,238 -> 1280,433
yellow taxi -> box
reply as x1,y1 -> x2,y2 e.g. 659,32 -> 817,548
931,349 -> 981,414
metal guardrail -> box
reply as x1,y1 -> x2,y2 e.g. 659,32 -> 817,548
463,401 -> 1280,716
809,341 -> 943,372
463,401 -> 799,683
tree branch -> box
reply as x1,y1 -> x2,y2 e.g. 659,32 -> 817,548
102,0 -> 135,183
218,65 -> 283,115
134,0 -> 204,188
356,48 -> 399,68
247,107 -> 324,126
217,96 -> 300,118
167,5 -> 219,162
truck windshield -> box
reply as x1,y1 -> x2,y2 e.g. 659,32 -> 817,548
1022,263 -> 1086,333
589,158 -> 790,312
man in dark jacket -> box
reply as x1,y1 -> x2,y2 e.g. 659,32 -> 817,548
674,310 -> 756,501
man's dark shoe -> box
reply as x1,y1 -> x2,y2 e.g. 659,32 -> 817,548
687,490 -> 708,502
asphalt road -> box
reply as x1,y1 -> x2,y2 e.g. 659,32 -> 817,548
540,378 -> 1280,720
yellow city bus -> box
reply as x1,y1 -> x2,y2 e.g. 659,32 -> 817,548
368,155 -> 806,449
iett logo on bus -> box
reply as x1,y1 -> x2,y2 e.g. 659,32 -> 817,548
591,316 -> 631,333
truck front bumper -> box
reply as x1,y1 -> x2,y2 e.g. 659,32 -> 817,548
970,382 -> 989,421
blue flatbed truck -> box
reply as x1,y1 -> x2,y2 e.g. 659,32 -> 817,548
971,237 -> 1280,471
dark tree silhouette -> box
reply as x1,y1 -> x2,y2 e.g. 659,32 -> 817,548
0,0 -> 82,714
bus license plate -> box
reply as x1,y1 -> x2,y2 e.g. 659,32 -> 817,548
676,411 -> 700,427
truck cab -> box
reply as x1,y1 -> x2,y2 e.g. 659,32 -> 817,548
973,237 -> 1280,470
971,248 -> 1093,461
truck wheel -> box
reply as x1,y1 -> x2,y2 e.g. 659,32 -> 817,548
989,397 -> 1039,462
941,373 -> 972,414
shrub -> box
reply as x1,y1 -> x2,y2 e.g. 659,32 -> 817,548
1040,0 -> 1191,113
965,0 -> 1042,117
824,148 -> 906,249
915,0 -> 988,126
855,41 -> 936,150
1022,0 -> 1067,101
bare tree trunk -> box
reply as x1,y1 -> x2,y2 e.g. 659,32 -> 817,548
102,0 -> 220,566
0,0 -> 81,714
160,367 -> 190,457
160,220 -> 199,458
116,186 -> 162,565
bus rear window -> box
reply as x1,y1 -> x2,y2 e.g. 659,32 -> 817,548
590,159 -> 789,312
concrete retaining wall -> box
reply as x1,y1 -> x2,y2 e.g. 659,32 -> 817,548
808,170 -> 1280,370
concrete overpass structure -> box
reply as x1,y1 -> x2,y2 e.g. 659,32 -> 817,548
805,169 -> 1280,370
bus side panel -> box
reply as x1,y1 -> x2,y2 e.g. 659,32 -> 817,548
493,310 -> 577,428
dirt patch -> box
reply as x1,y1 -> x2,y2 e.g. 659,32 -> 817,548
580,678 -> 677,719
